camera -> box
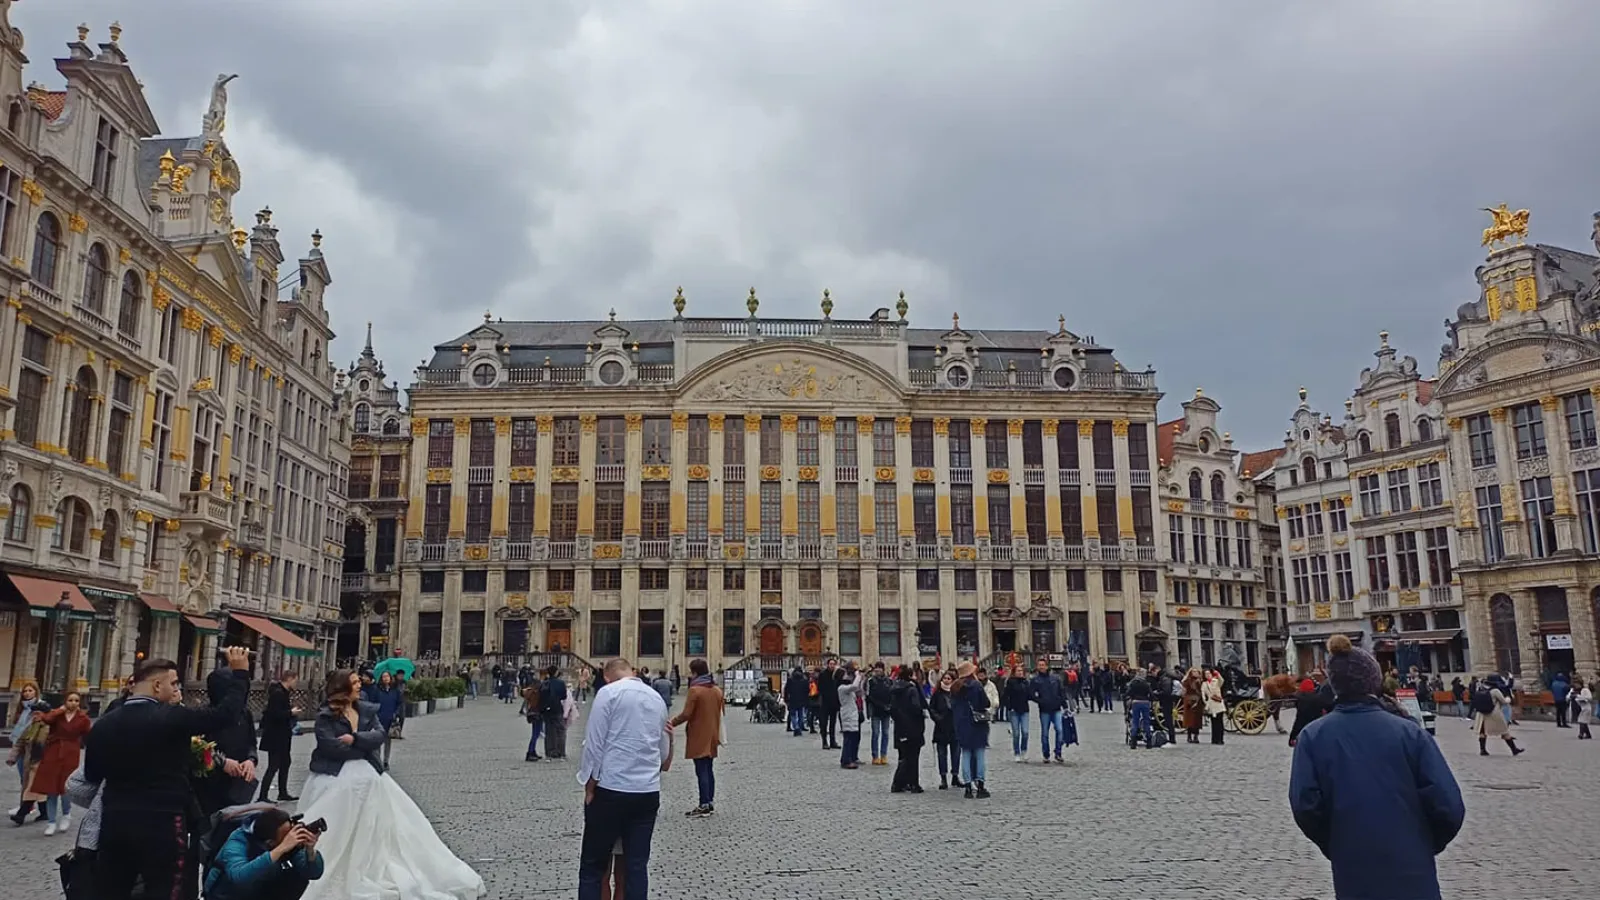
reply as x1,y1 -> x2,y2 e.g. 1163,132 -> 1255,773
290,814 -> 328,835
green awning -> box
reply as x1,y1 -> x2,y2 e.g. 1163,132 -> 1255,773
283,646 -> 322,658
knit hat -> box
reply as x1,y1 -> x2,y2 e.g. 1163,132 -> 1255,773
1324,634 -> 1383,698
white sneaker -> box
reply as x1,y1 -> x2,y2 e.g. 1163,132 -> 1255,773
44,822 -> 57,836
5,806 -> 16,816
1013,753 -> 1022,763
59,814 -> 70,829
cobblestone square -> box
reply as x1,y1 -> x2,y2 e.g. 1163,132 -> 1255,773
3,699 -> 1591,899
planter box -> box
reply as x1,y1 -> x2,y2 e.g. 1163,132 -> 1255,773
406,702 -> 425,717
425,698 -> 437,714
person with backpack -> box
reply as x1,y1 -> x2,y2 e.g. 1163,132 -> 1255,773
203,806 -> 325,899
1471,676 -> 1524,756
1064,665 -> 1080,712
865,662 -> 894,766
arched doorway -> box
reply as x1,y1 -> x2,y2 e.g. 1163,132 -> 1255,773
544,610 -> 573,654
758,623 -> 785,656
1489,593 -> 1519,675
796,620 -> 823,659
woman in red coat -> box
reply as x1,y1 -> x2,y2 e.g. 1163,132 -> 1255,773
24,691 -> 91,836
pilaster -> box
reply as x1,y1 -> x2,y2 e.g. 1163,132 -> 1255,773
1006,419 -> 1026,539
970,419 -> 988,537
622,414 -> 642,536
781,414 -> 798,536
818,416 -> 836,535
707,414 -> 725,535
533,416 -> 553,535
669,412 -> 688,535
490,416 -> 511,536
894,416 -> 913,538
577,414 -> 597,536
1042,420 -> 1062,537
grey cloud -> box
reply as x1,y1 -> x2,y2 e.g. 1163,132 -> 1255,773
17,2 -> 1600,449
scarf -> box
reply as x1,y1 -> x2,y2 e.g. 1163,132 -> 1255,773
690,673 -> 716,689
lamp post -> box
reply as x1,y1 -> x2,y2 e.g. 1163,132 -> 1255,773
669,623 -> 679,674
52,592 -> 74,697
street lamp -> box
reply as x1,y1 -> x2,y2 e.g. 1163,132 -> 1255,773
52,592 -> 74,697
669,623 -> 679,674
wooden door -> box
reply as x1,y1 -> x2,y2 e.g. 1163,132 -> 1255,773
759,624 -> 785,655
546,623 -> 572,653
798,622 -> 823,658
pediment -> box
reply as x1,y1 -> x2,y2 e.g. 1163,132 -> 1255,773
57,57 -> 160,137
679,342 -> 905,405
1434,332 -> 1600,397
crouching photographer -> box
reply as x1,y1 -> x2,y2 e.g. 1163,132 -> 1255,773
203,808 -> 325,900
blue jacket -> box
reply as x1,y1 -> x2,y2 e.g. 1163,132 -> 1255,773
950,679 -> 990,750
1550,675 -> 1570,703
203,825 -> 324,899
1289,699 -> 1465,900
1029,672 -> 1065,713
368,685 -> 404,729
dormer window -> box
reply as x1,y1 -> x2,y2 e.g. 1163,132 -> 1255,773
945,363 -> 970,388
471,363 -> 497,387
1051,366 -> 1076,389
597,359 -> 626,386
92,117 -> 119,196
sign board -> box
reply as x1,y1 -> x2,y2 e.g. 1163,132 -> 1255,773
1394,689 -> 1433,734
721,669 -> 762,706
1546,633 -> 1573,650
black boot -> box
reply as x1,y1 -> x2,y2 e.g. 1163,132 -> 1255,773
939,775 -> 948,790
963,784 -> 974,799
1507,738 -> 1524,756
1478,737 -> 1488,756
974,780 -> 991,800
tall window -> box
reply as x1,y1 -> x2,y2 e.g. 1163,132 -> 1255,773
1234,520 -> 1252,568
1511,403 -> 1546,459
596,417 -> 626,465
1386,469 -> 1412,512
510,418 -> 537,467
1289,558 -> 1309,603
464,484 -> 492,543
725,419 -> 747,466
877,609 -> 901,656
1096,488 -> 1118,544
1190,517 -> 1208,564
1488,594 -> 1519,675
760,417 -> 782,466
1091,422 -> 1114,469
1394,531 -> 1421,589
1521,476 -> 1557,558
984,426 -> 1008,470
151,391 -> 173,491
1308,556 -> 1330,601
1057,421 -> 1079,469
948,420 -> 971,468
348,456 -> 373,499
1063,489 -> 1084,544
426,419 -> 453,468
1304,501 -> 1324,536
1214,523 -> 1231,566
986,485 -> 1010,543
106,373 -> 133,476
1364,536 -> 1390,592
0,166 -> 18,255
595,485 -> 625,541
1210,472 -> 1225,502
508,485 -> 535,543
378,455 -> 402,497
838,610 -> 862,657
117,271 -> 141,337
951,485 -> 974,544
914,484 -> 938,544
1286,505 -> 1305,539
1384,412 -> 1402,450
82,243 -> 110,314
1416,462 -> 1444,508
641,483 -> 670,540
687,416 -> 710,465
92,116 -> 119,194
873,419 -> 896,467
14,328 -> 48,447
352,403 -> 370,433
1168,516 -> 1185,562
910,420 -> 935,467
722,609 -> 745,656
874,483 -> 898,538
54,498 -> 90,553
834,418 -> 856,467
798,482 -> 820,542
66,367 -> 96,463
1576,468 -> 1600,553
551,484 -> 579,541
1474,485 -> 1504,563
5,484 -> 31,543
1358,474 -> 1382,517
552,418 -> 580,466
1126,423 -> 1149,470
591,611 -> 621,657
1424,526 -> 1453,585
31,212 -> 61,288
686,482 -> 709,542
759,482 -> 782,539
1021,421 -> 1043,467
1104,611 -> 1125,658
1188,470 -> 1203,499
835,482 -> 857,544
1333,551 -> 1354,600
1565,393 -> 1598,450
1466,413 -> 1495,468
724,482 -> 745,541
1132,488 -> 1154,546
637,610 -> 664,657
797,417 -> 820,466
642,418 -> 671,464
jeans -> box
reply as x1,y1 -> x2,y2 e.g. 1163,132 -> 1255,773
94,810 -> 191,900
545,715 -> 568,759
840,730 -> 861,766
578,787 -> 659,900
935,742 -> 960,781
526,717 -> 544,757
693,757 -> 714,807
1008,710 -> 1029,754
43,794 -> 71,822
959,747 -> 987,784
789,706 -> 807,735
467,679 -> 477,699
1129,700 -> 1153,746
1038,710 -> 1064,758
870,715 -> 892,759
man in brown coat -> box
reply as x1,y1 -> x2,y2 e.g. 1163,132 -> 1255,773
669,658 -> 725,818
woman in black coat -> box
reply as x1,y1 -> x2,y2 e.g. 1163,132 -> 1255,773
928,671 -> 961,790
889,666 -> 927,793
256,671 -> 301,802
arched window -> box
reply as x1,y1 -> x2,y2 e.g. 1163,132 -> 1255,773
1416,418 -> 1433,442
1489,593 -> 1520,675
1384,413 -> 1403,450
382,418 -> 400,436
67,366 -> 97,462
31,212 -> 62,288
99,510 -> 119,562
6,101 -> 21,133
53,497 -> 91,553
5,484 -> 30,543
83,243 -> 110,314
1187,470 -> 1203,499
1210,472 -> 1225,502
1302,456 -> 1317,484
353,403 -> 370,433
117,270 -> 142,336
1357,432 -> 1372,455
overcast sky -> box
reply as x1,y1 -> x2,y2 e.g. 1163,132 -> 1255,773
17,2 -> 1600,451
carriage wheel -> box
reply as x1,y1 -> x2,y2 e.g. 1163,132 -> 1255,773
1233,700 -> 1269,735
1222,706 -> 1240,733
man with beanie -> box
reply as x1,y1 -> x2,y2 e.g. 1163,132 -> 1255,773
1289,634 -> 1465,900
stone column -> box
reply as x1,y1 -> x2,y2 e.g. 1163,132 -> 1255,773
1112,420 -> 1133,545
622,414 -> 643,537
1565,585 -> 1598,678
669,411 -> 689,541
1042,419 -> 1063,539
856,416 -> 874,553
781,414 -> 798,539
490,416 -> 511,540
576,414 -> 598,538
894,416 -> 913,550
1078,420 -> 1098,546
1513,589 -> 1540,685
743,414 -> 761,544
818,416 -> 836,539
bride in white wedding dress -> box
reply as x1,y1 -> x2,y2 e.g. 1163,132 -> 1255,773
297,670 -> 484,900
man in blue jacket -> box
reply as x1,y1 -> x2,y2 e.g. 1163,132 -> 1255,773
204,807 -> 324,899
1290,634 -> 1465,900
1028,660 -> 1067,763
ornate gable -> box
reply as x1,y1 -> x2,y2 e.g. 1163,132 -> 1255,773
1433,331 -> 1600,399
679,342 -> 904,406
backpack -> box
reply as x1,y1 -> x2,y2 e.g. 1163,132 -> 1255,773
1066,669 -> 1078,685
199,804 -> 276,875
867,677 -> 892,714
1471,686 -> 1496,715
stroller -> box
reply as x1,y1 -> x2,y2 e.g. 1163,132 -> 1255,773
747,686 -> 786,724
1124,702 -> 1167,749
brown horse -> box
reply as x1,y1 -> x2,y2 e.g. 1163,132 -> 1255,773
1262,673 -> 1300,734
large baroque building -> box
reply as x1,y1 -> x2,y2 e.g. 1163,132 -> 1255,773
0,15 -> 345,713
397,295 -> 1167,676
1432,212 -> 1600,684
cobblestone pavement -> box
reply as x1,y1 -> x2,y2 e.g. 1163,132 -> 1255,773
2,699 -> 1592,899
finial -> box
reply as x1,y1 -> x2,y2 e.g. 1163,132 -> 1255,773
230,227 -> 247,251
1345,398 -> 1353,412
363,322 -> 373,354
672,287 -> 686,317
483,310 -> 492,323
895,291 -> 908,321
459,343 -> 470,355
746,287 -> 759,316
109,22 -> 122,43
952,311 -> 960,330
1041,347 -> 1049,356
311,229 -> 322,249
77,24 -> 89,43
1008,359 -> 1017,371
544,356 -> 552,366
158,149 -> 175,178
1298,385 -> 1307,402
1195,386 -> 1204,399
1223,431 -> 1231,441
631,341 -> 640,353
821,288 -> 833,318
1379,330 -> 1390,349
1058,313 -> 1066,333
608,307 -> 617,322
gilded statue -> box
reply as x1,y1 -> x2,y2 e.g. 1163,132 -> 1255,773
203,73 -> 238,136
1480,203 -> 1530,249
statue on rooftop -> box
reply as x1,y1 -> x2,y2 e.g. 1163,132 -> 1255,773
203,73 -> 237,135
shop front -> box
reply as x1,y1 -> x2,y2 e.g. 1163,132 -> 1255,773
1289,622 -> 1367,674
0,572 -> 101,713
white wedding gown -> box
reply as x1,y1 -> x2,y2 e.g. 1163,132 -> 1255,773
297,759 -> 485,900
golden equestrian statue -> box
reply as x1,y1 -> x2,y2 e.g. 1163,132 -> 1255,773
1480,203 -> 1530,249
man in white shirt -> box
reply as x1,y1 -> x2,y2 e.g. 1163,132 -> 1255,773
577,658 -> 672,900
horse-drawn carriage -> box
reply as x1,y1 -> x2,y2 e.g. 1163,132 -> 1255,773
1220,667 -> 1299,735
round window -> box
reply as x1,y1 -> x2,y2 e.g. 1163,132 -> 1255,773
358,379 -> 370,392
471,363 -> 496,387
946,364 -> 970,388
1302,429 -> 1311,442
598,360 -> 626,385
1052,367 -> 1076,389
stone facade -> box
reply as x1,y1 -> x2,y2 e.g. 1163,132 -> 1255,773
397,300 -> 1165,675
1433,218 -> 1600,685
0,16 -> 345,710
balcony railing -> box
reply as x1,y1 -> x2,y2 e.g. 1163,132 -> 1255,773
1028,544 -> 1049,561
507,542 -> 532,561
1130,470 -> 1151,487
916,543 -> 939,561
761,539 -> 783,559
239,519 -> 268,550
468,466 -> 494,484
640,540 -> 670,560
724,464 -> 745,483
1023,467 -> 1045,486
949,467 -> 971,485
550,541 -> 576,560
594,464 -> 624,482
1063,543 -> 1085,561
687,540 -> 707,559
1058,468 -> 1080,486
178,490 -> 233,533
27,281 -> 63,310
875,543 -> 898,561
341,573 -> 368,591
75,303 -> 113,336
798,541 -> 822,560
988,544 -> 1013,561
421,543 -> 445,562
1132,545 -> 1157,561
1095,469 -> 1116,487
1100,544 -> 1121,562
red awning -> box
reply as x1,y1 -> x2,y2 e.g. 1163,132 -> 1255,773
231,613 -> 315,652
185,615 -> 220,633
139,593 -> 180,616
5,574 -> 96,614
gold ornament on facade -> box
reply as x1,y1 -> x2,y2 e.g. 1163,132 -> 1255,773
817,415 -> 834,434
970,418 -> 986,437
452,416 -> 472,431
624,413 -> 643,431
1480,203 -> 1530,249
760,465 -> 782,481
687,464 -> 710,480
180,308 -> 204,331
724,544 -> 746,560
134,510 -> 154,524
535,415 -> 554,432
227,344 -> 243,364
797,466 -> 819,482
1514,276 -> 1538,312
508,467 -> 536,482
671,411 -> 689,430
411,419 -> 430,436
707,414 -> 725,432
191,377 -> 214,392
744,414 -> 762,432
856,415 -> 875,429
1485,285 -> 1503,321
1077,420 -> 1095,437
551,467 -> 580,482
896,416 -> 914,435
494,416 -> 512,435
1168,500 -> 1185,512
835,545 -> 858,559
463,545 -> 489,561
641,465 -> 671,481
1446,417 -> 1463,431
746,287 -> 759,316
932,417 -> 950,436
874,466 -> 896,482
820,289 -> 833,318
164,518 -> 181,532
672,287 -> 687,317
780,414 -> 798,432
425,468 -> 452,484
1006,419 -> 1024,437
987,470 -> 1009,484
952,546 -> 976,561
117,246 -> 132,264
19,177 -> 43,204
595,543 -> 624,560
207,327 -> 224,348
1538,395 -> 1560,412
913,467 -> 935,484
579,414 -> 596,433
1488,407 -> 1507,422
66,212 -> 87,233
1111,419 -> 1130,437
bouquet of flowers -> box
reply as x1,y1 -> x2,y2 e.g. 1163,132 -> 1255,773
189,736 -> 220,778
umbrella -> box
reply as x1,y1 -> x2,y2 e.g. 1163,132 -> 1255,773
372,657 -> 415,681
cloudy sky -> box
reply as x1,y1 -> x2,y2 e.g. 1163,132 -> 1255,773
16,1 -> 1600,450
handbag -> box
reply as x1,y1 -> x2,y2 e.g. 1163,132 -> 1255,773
971,704 -> 992,726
